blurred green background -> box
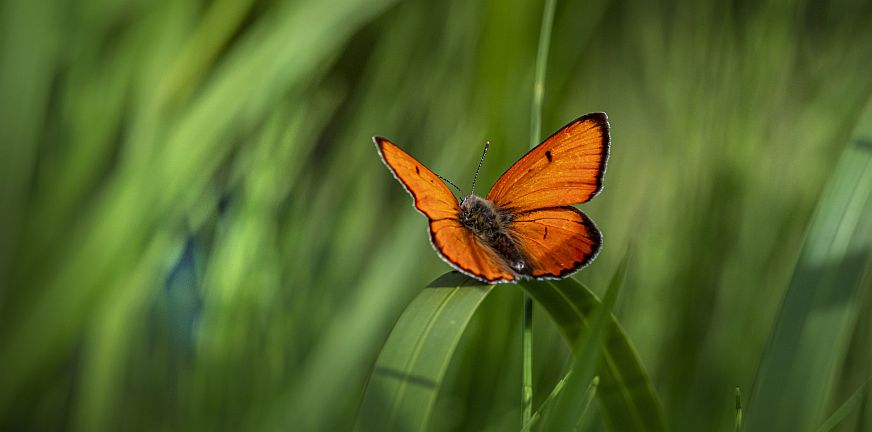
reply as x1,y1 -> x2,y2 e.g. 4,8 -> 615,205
1,0 -> 871,430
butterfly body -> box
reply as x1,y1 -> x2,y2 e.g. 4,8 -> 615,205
375,112 -> 609,284
458,194 -> 531,276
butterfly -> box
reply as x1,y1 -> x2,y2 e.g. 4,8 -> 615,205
374,112 -> 609,284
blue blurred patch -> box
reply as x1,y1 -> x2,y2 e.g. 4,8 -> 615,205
162,236 -> 203,353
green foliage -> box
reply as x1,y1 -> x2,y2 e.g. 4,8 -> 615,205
1,0 -> 871,431
815,379 -> 870,432
521,276 -> 668,431
745,106 -> 872,432
532,255 -> 628,431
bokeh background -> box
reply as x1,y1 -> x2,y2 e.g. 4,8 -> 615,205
1,0 -> 871,430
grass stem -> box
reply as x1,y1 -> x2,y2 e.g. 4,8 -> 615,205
524,0 -> 557,427
522,296 -> 534,424
530,0 -> 557,150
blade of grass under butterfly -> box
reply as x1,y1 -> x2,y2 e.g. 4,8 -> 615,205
521,370 -> 570,432
353,272 -> 492,432
520,276 -> 668,431
745,108 -> 872,432
533,254 -> 626,431
521,373 -> 601,432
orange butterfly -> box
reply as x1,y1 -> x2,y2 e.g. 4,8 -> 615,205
374,112 -> 609,284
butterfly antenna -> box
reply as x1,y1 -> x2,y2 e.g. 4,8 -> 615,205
437,174 -> 463,194
470,141 -> 489,196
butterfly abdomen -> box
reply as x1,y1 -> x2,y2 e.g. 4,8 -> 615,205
458,195 -> 531,276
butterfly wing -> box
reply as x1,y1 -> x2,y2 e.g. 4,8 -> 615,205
430,219 -> 516,283
374,136 -> 461,220
375,136 -> 515,283
509,206 -> 601,279
486,113 -> 609,213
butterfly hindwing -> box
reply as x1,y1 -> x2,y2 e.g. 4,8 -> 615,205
486,113 -> 609,213
430,219 -> 516,283
509,206 -> 601,279
374,137 -> 460,220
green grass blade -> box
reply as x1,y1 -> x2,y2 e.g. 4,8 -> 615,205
520,276 -> 668,431
529,0 -> 556,150
535,254 -> 627,431
522,372 -> 601,432
815,379 -> 870,432
525,0 -> 557,423
745,113 -> 872,432
577,376 -> 601,428
354,273 -> 492,432
521,370 -> 571,432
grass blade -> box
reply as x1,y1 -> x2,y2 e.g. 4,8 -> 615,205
521,370 -> 571,432
815,379 -> 870,432
354,273 -> 492,431
745,111 -> 872,432
525,0 -> 558,424
535,254 -> 627,431
577,375 -> 601,428
520,274 -> 668,431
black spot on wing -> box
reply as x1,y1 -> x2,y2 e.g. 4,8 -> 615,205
543,227 -> 548,239
415,166 -> 420,175
545,150 -> 552,162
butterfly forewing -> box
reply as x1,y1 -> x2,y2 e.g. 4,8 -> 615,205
374,137 -> 460,220
375,137 -> 516,283
486,113 -> 609,212
509,207 -> 602,278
